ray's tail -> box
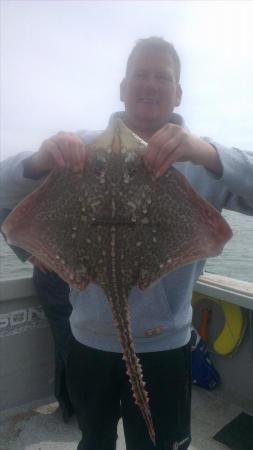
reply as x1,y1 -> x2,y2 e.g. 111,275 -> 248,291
107,289 -> 156,446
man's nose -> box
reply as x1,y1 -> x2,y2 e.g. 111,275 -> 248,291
143,75 -> 159,91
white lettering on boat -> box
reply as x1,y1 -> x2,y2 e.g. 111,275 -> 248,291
0,306 -> 48,337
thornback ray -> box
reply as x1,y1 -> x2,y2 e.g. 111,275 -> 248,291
2,118 -> 232,444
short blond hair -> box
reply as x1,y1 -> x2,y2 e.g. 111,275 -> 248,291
126,37 -> 181,81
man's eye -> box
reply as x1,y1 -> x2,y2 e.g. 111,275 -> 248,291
134,72 -> 146,79
158,75 -> 172,82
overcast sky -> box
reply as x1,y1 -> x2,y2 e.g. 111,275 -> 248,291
1,0 -> 253,160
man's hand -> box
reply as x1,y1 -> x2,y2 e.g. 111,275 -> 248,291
28,255 -> 52,274
23,132 -> 87,179
144,124 -> 222,177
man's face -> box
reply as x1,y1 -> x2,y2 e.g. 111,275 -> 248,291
120,49 -> 182,132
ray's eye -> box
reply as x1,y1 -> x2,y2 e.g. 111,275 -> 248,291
93,159 -> 105,176
126,162 -> 137,176
124,154 -> 138,177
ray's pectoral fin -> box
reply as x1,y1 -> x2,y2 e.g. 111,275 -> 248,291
136,169 -> 232,290
2,169 -> 91,290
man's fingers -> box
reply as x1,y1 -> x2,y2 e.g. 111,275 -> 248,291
145,124 -> 177,169
51,132 -> 86,172
47,139 -> 67,168
155,133 -> 183,171
155,152 -> 178,178
65,133 -> 81,170
146,129 -> 183,174
69,133 -> 87,171
54,133 -> 75,168
144,128 -> 166,167
145,140 -> 173,173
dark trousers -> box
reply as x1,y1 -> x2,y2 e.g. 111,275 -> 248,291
33,267 -> 73,416
66,335 -> 192,450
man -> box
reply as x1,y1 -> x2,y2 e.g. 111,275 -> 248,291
1,37 -> 253,450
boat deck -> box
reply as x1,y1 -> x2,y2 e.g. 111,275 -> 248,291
0,386 -> 246,450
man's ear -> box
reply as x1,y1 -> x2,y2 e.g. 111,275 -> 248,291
175,83 -> 182,107
120,78 -> 126,102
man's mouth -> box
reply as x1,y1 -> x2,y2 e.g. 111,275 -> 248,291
139,98 -> 159,105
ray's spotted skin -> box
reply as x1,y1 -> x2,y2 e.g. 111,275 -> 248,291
2,118 -> 232,444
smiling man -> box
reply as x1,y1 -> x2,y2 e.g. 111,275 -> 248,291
1,37 -> 253,450
120,40 -> 182,138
